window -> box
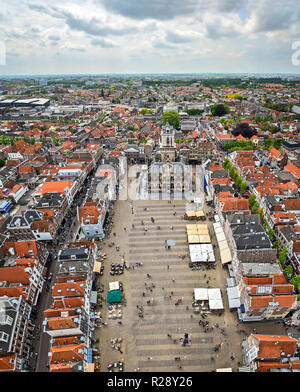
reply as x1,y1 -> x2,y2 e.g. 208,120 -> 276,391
0,315 -> 13,326
0,331 -> 9,343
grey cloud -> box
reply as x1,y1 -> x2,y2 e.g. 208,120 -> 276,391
48,35 -> 60,41
102,0 -> 198,20
152,39 -> 174,49
28,4 -> 137,37
28,4 -> 49,13
102,0 -> 245,20
165,31 -> 193,44
69,47 -> 86,52
91,38 -> 118,48
252,0 -> 300,33
205,23 -> 238,40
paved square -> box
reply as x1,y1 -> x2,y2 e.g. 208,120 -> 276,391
97,199 -> 286,372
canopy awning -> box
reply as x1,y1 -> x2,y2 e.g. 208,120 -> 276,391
93,261 -> 102,273
197,224 -> 208,230
228,297 -> 241,309
90,291 -> 98,304
194,288 -> 208,300
187,229 -> 198,235
220,248 -> 232,264
109,281 -> 120,291
186,224 -> 197,230
107,290 -> 122,303
188,235 -> 200,244
197,228 -> 209,235
218,240 -> 228,250
209,299 -> 224,310
198,235 -> 211,243
186,211 -> 196,217
216,232 -> 226,242
195,211 -> 205,217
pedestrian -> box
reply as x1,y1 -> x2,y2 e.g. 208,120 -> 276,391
171,291 -> 173,295
172,278 -> 175,283
190,314 -> 193,318
162,287 -> 164,290
132,224 -> 135,229
124,227 -> 126,231
142,292 -> 145,297
167,265 -> 169,269
171,226 -> 173,230
150,288 -> 152,292
148,357 -> 152,360
145,282 -> 147,286
132,266 -> 134,270
186,305 -> 189,311
141,314 -> 144,318
120,350 -> 123,354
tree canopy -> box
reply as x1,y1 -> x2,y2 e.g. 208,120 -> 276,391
210,103 -> 230,117
162,110 -> 181,129
232,122 -> 257,139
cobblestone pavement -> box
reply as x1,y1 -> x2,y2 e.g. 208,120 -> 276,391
96,199 -> 287,372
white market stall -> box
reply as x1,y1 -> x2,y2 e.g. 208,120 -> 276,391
226,286 -> 241,309
208,288 -> 224,311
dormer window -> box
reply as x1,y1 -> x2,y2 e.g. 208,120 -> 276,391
0,331 -> 9,342
0,315 -> 13,326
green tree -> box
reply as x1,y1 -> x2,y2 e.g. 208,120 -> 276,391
290,275 -> 300,293
211,103 -> 230,117
185,108 -> 203,115
283,265 -> 293,280
267,229 -> 275,241
222,158 -> 230,170
140,108 -> 152,115
252,201 -> 260,213
240,181 -> 248,194
162,110 -> 181,129
273,240 -> 279,249
235,176 -> 242,187
0,158 -> 5,167
279,247 -> 288,264
229,166 -> 235,179
259,209 -> 264,224
248,194 -> 256,208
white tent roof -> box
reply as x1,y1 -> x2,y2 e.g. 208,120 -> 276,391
208,288 -> 222,300
216,232 -> 226,242
218,240 -> 228,250
194,288 -> 208,300
220,248 -> 232,264
189,244 -> 201,253
228,297 -> 241,309
109,281 -> 120,291
227,286 -> 240,299
209,299 -> 224,310
190,253 -> 203,262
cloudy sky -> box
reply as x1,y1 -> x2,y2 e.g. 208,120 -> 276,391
0,0 -> 300,75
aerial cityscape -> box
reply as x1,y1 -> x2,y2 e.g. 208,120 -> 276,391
0,0 -> 300,376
